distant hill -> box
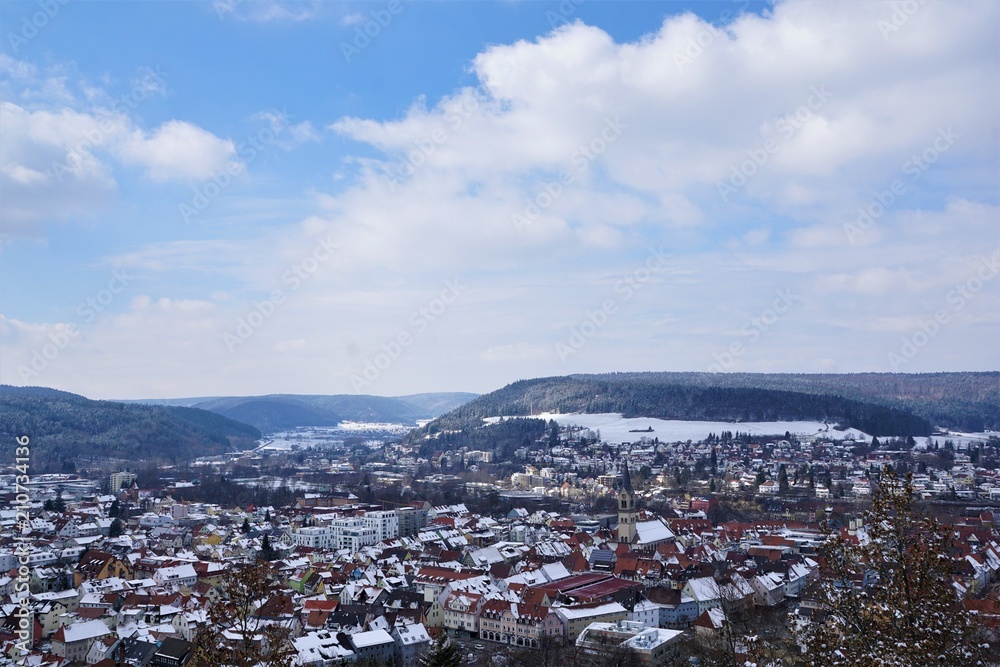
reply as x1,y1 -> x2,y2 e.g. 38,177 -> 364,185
126,392 -> 478,432
408,373 -> 1000,456
576,372 -> 999,432
0,385 -> 261,471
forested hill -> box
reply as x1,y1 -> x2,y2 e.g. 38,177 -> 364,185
411,373 -> 997,443
126,392 -> 478,432
577,371 -> 1000,432
0,386 -> 261,471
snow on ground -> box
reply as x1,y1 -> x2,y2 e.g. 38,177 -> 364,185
913,431 -> 997,450
484,412 -> 872,444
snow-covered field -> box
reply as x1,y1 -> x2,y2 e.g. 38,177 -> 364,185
484,412 -> 872,444
914,432 -> 996,449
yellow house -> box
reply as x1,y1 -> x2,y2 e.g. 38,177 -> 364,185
73,550 -> 133,587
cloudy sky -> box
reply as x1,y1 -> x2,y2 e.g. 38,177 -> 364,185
1,0 -> 998,400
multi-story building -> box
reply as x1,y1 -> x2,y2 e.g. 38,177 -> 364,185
363,510 -> 399,542
442,591 -> 483,637
554,602 -> 628,642
331,517 -> 378,551
110,471 -> 137,493
348,629 -> 395,665
398,505 -> 429,537
292,526 -> 336,550
576,621 -> 684,666
391,623 -> 431,667
52,620 -> 113,662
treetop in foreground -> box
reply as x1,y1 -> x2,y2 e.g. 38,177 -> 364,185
804,466 -> 994,667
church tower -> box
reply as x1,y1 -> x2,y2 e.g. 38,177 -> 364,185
618,459 -> 637,543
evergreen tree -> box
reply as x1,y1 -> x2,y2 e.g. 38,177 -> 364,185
241,517 -> 251,533
419,635 -> 461,667
778,464 -> 789,494
109,518 -> 123,537
803,466 -> 992,666
259,534 -> 276,561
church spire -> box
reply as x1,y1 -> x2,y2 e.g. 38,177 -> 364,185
618,457 -> 637,543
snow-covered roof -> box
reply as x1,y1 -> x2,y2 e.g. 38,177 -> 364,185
395,623 -> 430,645
59,619 -> 113,643
349,628 -> 394,648
554,602 -> 626,620
635,519 -> 675,545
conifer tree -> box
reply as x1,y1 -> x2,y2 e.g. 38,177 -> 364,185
419,635 -> 461,667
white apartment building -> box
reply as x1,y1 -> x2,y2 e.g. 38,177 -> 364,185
109,471 -> 137,492
292,526 -> 336,550
364,510 -> 399,542
331,517 -> 378,551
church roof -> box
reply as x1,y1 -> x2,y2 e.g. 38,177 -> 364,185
622,459 -> 634,496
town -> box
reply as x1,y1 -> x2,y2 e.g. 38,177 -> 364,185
2,420 -> 999,666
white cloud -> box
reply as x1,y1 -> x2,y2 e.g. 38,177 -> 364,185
118,120 -> 239,181
5,2 -> 999,396
253,110 -> 322,150
0,57 -> 237,237
0,101 -> 121,235
322,1 -> 996,273
216,0 -> 324,23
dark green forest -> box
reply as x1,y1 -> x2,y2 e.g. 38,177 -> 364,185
411,374 -> 984,448
417,417 -> 548,461
170,392 -> 478,432
592,371 -> 1000,431
0,386 -> 261,471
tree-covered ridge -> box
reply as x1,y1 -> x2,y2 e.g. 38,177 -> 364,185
0,386 -> 261,470
578,371 -> 1000,431
175,391 -> 478,432
417,417 -> 548,461
424,375 -> 933,437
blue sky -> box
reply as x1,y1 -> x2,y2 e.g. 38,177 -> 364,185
1,0 -> 998,399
